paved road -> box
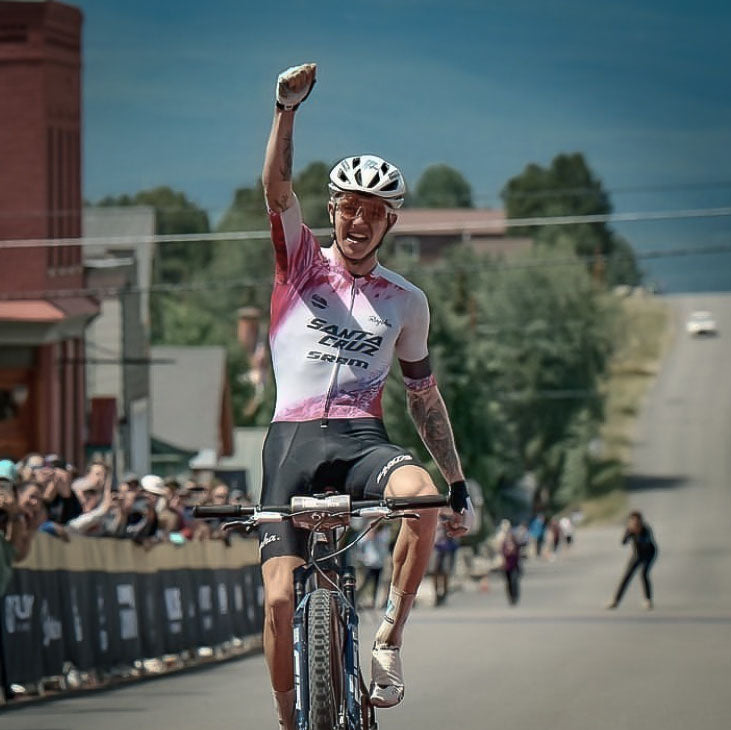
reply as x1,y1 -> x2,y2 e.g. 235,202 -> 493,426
3,294 -> 730,730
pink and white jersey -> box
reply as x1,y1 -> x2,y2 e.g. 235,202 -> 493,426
268,195 -> 430,422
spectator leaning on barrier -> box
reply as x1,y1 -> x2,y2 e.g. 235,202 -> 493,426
86,459 -> 108,490
207,482 -> 233,541
1,471 -> 44,595
65,474 -> 115,537
41,455 -> 81,526
177,481 -> 212,541
1,460 -> 24,595
16,452 -> 43,483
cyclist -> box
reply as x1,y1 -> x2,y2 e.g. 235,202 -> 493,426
260,63 -> 474,729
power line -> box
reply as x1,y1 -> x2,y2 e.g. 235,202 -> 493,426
2,178 -> 729,216
488,179 -> 731,201
1,205 -> 731,250
2,241 -> 729,301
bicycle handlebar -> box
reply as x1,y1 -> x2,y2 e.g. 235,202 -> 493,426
192,493 -> 448,519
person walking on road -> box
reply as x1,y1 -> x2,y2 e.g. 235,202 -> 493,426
356,522 -> 391,609
501,531 -> 522,605
432,519 -> 459,606
607,511 -> 657,610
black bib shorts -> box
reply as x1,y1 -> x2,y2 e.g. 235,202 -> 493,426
258,418 -> 423,563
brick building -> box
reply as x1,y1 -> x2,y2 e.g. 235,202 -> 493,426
0,1 -> 97,464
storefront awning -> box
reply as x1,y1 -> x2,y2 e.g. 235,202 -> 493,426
0,297 -> 98,322
0,297 -> 99,344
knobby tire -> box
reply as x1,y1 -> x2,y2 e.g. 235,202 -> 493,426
307,588 -> 341,730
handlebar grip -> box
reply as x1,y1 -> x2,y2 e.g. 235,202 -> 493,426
193,504 -> 254,518
385,494 -> 449,510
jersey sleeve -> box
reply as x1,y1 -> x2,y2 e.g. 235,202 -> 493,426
267,194 -> 319,282
395,287 -> 430,363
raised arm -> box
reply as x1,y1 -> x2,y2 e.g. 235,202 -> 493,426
262,63 -> 316,212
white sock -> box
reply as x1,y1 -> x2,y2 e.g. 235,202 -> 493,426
375,585 -> 416,648
272,688 -> 295,730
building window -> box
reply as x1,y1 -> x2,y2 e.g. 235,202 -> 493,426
395,237 -> 421,260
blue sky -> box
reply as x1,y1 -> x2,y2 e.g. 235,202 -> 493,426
75,0 -> 731,290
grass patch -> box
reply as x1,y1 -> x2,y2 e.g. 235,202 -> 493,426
578,488 -> 628,526
601,295 -> 672,464
580,294 -> 672,523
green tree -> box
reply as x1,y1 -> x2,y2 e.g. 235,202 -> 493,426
414,164 -> 473,208
98,186 -> 211,284
501,153 -> 641,286
97,187 -> 212,341
380,243 -> 617,514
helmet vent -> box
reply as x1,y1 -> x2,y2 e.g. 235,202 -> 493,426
382,180 -> 398,192
354,168 -> 363,185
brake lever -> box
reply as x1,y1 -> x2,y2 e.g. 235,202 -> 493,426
385,511 -> 421,521
222,520 -> 256,534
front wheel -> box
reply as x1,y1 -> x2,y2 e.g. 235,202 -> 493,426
307,588 -> 342,730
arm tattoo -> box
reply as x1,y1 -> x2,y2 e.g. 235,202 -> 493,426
280,134 -> 293,182
407,386 -> 463,482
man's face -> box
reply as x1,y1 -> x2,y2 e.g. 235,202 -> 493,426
329,194 -> 396,268
32,462 -> 54,486
211,486 -> 229,505
186,486 -> 208,506
18,483 -> 43,515
87,464 -> 106,487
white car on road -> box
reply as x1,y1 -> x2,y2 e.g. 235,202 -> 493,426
685,310 -> 718,336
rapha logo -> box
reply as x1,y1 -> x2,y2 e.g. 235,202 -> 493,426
311,294 -> 328,310
369,315 -> 392,328
260,532 -> 281,553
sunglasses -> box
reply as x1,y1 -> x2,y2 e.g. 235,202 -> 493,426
336,195 -> 389,224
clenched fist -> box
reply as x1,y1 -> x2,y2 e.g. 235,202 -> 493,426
276,63 -> 317,111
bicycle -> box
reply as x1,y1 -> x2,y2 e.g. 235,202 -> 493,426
194,492 -> 448,730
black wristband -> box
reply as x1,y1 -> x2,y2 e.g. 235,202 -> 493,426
449,480 -> 469,513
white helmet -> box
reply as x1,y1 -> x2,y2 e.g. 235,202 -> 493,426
328,155 -> 406,209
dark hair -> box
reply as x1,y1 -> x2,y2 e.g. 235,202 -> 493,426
628,511 -> 643,521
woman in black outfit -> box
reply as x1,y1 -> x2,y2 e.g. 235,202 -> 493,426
607,511 -> 657,609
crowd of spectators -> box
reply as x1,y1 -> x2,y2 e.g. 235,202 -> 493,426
1,452 -> 253,592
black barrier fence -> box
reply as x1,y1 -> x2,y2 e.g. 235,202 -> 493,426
0,537 -> 263,688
